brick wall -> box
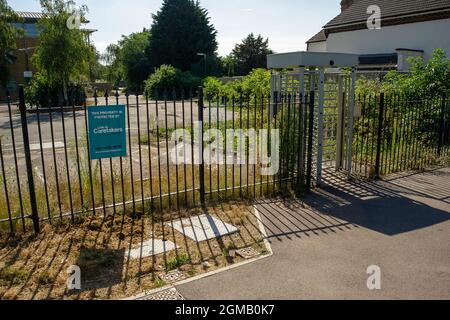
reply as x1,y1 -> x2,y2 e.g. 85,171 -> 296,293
0,36 -> 40,102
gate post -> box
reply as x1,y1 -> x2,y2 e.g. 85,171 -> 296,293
19,86 -> 40,233
375,93 -> 385,179
198,87 -> 206,206
316,68 -> 325,186
336,75 -> 345,171
438,94 -> 446,157
306,90 -> 315,192
346,67 -> 357,178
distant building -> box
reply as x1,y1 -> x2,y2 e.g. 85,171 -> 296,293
2,11 -> 96,101
306,0 -> 450,71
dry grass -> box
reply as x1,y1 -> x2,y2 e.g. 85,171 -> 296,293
0,201 -> 267,300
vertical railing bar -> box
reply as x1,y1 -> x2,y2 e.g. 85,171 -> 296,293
260,94 -> 265,197
163,91 -> 171,209
0,138 -> 13,232
279,93 -> 285,191
253,94 -> 257,198
438,94 -> 447,157
411,95 -> 421,169
246,95 -> 250,197
126,92 -> 136,213
285,93 -> 292,189
48,90 -> 63,220
239,93 -> 243,198
155,91 -> 163,211
181,89 -> 188,207
19,87 -> 40,232
208,97 -> 212,200
406,95 -> 416,170
375,92 -> 385,179
36,97 -> 51,220
381,94 -> 390,175
173,89 -> 180,210
83,93 -> 96,216
136,93 -> 145,213
7,94 -> 26,231
190,88 -> 196,205
145,92 -> 154,210
232,95 -> 235,199
217,95 -> 220,200
198,87 -> 205,206
94,90 -> 106,216
105,91 -> 117,217
58,92 -> 75,221
353,94 -> 360,174
72,90 -> 84,215
224,94 -> 228,198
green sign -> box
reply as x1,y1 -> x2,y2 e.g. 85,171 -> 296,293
88,105 -> 127,160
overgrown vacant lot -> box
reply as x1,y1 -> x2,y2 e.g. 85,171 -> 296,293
0,202 -> 267,300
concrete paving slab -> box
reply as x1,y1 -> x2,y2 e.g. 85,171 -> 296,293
169,214 -> 239,242
125,239 -> 179,259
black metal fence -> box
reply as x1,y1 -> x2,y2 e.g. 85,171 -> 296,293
0,86 -> 314,234
352,93 -> 450,179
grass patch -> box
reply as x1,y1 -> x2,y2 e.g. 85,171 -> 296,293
166,254 -> 190,271
0,267 -> 28,285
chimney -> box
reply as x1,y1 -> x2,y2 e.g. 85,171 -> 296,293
340,0 -> 355,12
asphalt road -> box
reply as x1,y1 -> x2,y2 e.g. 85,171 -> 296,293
176,168 -> 450,300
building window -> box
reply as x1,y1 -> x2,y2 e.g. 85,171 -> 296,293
11,22 -> 40,38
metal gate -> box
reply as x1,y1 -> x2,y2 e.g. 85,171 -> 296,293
271,68 -> 357,186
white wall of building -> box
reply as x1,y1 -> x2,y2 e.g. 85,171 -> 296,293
326,18 -> 450,61
307,41 -> 327,52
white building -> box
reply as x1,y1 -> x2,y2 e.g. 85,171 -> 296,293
306,0 -> 450,71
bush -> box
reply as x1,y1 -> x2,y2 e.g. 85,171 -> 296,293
25,72 -> 86,108
203,76 -> 223,99
241,68 -> 270,98
201,68 -> 270,104
144,65 -> 201,98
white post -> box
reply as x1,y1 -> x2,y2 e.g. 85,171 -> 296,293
336,74 -> 344,170
316,68 -> 325,186
298,67 -> 305,98
346,67 -> 357,177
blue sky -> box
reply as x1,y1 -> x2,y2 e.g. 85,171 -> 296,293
8,0 -> 340,55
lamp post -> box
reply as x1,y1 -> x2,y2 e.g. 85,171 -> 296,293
18,47 -> 37,84
197,53 -> 207,77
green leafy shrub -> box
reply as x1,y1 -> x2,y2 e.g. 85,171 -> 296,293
144,65 -> 201,98
25,72 -> 86,108
241,68 -> 270,98
203,76 -> 223,99
201,68 -> 270,103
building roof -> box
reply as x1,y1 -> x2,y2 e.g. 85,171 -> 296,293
15,11 -> 46,20
12,11 -> 90,24
306,30 -> 327,43
324,0 -> 450,29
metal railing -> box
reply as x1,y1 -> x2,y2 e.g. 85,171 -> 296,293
0,86 -> 314,234
351,93 -> 450,179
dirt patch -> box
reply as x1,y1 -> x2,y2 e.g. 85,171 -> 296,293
0,201 -> 267,300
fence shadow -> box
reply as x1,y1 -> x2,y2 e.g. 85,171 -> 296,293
304,169 -> 450,236
254,168 -> 450,241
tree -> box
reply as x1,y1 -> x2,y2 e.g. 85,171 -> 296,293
222,54 -> 236,77
0,0 -> 21,88
232,33 -> 272,76
32,0 -> 94,101
146,0 -> 218,76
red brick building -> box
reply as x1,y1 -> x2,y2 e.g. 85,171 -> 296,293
1,11 -> 95,102
1,12 -> 42,101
